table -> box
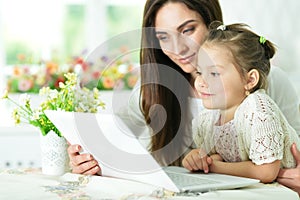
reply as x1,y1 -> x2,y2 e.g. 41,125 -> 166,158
0,168 -> 298,200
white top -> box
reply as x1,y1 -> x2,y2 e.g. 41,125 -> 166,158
193,89 -> 300,168
116,66 -> 300,166
267,66 -> 300,134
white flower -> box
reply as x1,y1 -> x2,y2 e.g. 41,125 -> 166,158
93,88 -> 99,99
59,82 -> 65,89
39,87 -> 50,96
48,90 -> 58,100
1,89 -> 8,99
64,72 -> 78,88
19,94 -> 31,106
31,110 -> 42,121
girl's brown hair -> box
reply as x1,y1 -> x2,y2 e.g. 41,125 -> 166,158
205,21 -> 276,92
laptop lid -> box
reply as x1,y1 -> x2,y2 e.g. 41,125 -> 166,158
45,110 -> 259,192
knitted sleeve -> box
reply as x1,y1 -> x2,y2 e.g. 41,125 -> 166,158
192,110 -> 217,155
235,91 -> 284,165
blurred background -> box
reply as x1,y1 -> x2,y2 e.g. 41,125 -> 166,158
0,0 -> 299,94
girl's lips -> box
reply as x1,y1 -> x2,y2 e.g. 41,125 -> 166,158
178,52 -> 196,64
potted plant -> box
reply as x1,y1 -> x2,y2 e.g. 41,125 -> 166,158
1,72 -> 105,175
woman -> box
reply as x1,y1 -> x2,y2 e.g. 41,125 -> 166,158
278,144 -> 300,194
68,0 -> 300,179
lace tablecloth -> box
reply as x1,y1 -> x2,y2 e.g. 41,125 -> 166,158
0,168 -> 298,200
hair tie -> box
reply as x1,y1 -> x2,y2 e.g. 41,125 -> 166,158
217,24 -> 226,31
259,36 -> 266,44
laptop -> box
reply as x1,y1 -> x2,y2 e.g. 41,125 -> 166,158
44,110 -> 259,193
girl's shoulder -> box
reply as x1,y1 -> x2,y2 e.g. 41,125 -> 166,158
241,89 -> 274,106
235,89 -> 278,121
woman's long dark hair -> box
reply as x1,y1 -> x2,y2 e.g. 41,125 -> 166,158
140,0 -> 223,166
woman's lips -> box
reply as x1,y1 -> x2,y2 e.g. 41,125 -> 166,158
178,52 -> 196,64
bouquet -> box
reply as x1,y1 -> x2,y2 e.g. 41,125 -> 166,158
1,72 -> 105,136
6,60 -> 74,93
6,49 -> 139,93
77,47 -> 139,90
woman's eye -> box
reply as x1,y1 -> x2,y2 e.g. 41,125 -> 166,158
156,35 -> 168,42
182,27 -> 195,35
196,71 -> 202,76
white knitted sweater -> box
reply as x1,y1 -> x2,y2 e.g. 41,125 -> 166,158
193,89 -> 300,168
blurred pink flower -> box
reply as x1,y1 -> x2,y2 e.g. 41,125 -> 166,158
18,79 -> 33,92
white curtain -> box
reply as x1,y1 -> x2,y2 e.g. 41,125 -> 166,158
85,0 -> 107,52
220,0 -> 300,74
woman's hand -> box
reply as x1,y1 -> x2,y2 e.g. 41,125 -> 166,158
277,143 -> 300,195
68,144 -> 101,175
182,149 -> 212,173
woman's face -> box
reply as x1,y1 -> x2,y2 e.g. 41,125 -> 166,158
155,2 -> 208,73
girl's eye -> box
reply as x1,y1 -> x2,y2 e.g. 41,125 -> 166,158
211,72 -> 220,77
182,27 -> 195,35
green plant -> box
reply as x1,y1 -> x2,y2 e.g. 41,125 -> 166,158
1,72 -> 105,136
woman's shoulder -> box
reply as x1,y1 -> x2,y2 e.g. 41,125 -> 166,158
266,66 -> 300,133
267,65 -> 298,100
268,65 -> 288,81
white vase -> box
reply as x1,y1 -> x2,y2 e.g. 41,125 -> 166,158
40,130 -> 69,176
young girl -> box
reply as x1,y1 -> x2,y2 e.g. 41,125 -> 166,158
182,21 -> 300,183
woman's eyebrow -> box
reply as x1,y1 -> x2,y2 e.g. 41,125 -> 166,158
155,19 -> 197,35
177,19 -> 197,31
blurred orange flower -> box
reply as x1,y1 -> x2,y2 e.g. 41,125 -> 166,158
46,62 -> 59,75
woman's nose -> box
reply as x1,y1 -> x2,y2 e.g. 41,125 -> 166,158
173,37 -> 189,56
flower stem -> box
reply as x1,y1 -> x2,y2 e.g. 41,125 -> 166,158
7,97 -> 32,115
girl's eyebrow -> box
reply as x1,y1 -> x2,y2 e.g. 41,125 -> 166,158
198,65 -> 221,70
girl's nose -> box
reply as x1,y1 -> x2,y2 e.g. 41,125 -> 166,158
195,75 -> 207,90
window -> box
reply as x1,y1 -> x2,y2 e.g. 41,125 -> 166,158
1,0 -> 144,65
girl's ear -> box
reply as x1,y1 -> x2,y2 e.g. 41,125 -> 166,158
244,69 -> 259,91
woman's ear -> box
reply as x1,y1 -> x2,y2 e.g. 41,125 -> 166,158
244,69 -> 259,91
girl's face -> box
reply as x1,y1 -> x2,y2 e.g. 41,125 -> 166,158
155,2 -> 208,73
195,44 -> 247,111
